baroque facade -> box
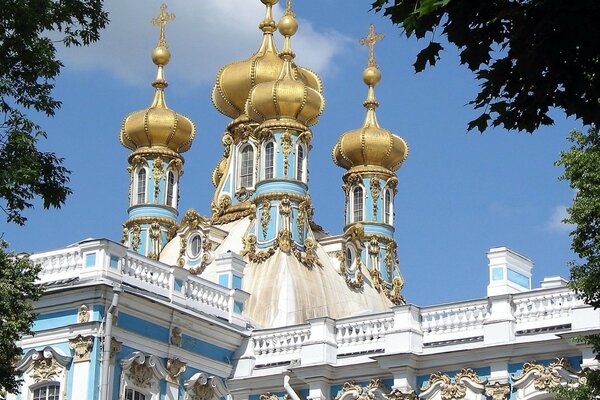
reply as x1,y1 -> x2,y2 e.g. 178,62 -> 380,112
9,2 -> 600,400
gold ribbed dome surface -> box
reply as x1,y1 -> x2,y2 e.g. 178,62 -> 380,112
245,3 -> 324,126
212,0 -> 322,120
333,25 -> 408,172
120,5 -> 196,154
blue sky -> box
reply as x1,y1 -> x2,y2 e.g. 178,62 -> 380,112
2,0 -> 582,307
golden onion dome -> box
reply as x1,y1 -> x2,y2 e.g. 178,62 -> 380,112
245,2 -> 324,127
120,5 -> 196,154
212,0 -> 322,120
333,25 -> 408,172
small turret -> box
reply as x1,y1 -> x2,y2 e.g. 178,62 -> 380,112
332,25 -> 408,305
119,4 -> 196,259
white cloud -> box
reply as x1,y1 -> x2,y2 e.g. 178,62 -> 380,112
57,0 -> 350,87
546,205 -> 575,233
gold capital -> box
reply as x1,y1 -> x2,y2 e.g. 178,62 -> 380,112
151,4 -> 175,48
359,24 -> 384,67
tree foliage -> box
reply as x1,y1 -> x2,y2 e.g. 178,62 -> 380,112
0,0 -> 108,394
552,127 -> 600,398
0,0 -> 109,224
0,241 -> 44,394
371,0 -> 600,133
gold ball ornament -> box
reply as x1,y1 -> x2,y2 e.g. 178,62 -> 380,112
260,0 -> 279,4
362,66 -> 381,86
152,46 -> 171,66
278,14 -> 298,36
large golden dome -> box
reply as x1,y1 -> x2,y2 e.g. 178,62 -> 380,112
120,33 -> 196,154
333,26 -> 407,172
245,6 -> 324,127
212,0 -> 322,120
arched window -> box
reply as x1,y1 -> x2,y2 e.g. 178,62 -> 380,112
352,186 -> 364,222
384,189 -> 393,224
166,171 -> 176,207
264,142 -> 275,179
136,168 -> 147,205
33,383 -> 60,400
125,388 -> 147,400
239,145 -> 254,188
296,144 -> 305,182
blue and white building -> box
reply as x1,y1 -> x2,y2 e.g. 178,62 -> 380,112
9,2 -> 600,400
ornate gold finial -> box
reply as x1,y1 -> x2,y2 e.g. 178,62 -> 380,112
360,24 -> 384,68
151,4 -> 175,48
285,0 -> 296,17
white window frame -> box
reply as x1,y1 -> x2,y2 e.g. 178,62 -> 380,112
295,143 -> 307,182
237,144 -> 255,189
135,167 -> 148,205
350,185 -> 365,223
384,188 -> 393,225
165,170 -> 178,208
187,233 -> 202,259
262,141 -> 276,180
31,381 -> 61,400
119,352 -> 167,400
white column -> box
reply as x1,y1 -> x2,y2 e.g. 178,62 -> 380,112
300,318 -> 337,365
69,335 -> 94,400
483,294 -> 515,344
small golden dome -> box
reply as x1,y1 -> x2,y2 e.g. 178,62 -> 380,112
333,25 -> 408,172
245,3 -> 324,127
120,5 -> 196,154
212,0 -> 321,120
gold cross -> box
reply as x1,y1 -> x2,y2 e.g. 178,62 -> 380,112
151,4 -> 175,48
285,0 -> 296,17
359,24 -> 384,67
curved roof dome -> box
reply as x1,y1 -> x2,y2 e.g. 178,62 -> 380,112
211,0 -> 322,120
120,42 -> 195,154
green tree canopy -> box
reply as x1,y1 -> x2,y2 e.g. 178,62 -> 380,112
0,0 -> 108,394
0,0 -> 108,225
372,0 -> 600,132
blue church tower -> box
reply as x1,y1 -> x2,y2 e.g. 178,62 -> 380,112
332,25 -> 409,303
119,6 -> 196,259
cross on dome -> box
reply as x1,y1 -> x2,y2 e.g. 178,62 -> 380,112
151,4 -> 175,48
359,24 -> 384,67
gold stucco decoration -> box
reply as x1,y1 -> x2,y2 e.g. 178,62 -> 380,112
210,194 -> 232,222
385,276 -> 406,305
131,224 -> 141,252
282,130 -> 292,176
387,389 -> 418,400
484,382 -> 510,400
370,178 -> 381,217
77,304 -> 90,323
129,362 -> 154,388
261,200 -> 271,239
384,240 -> 399,283
148,221 -> 162,259
152,156 -> 164,201
259,393 -> 279,400
69,335 -> 94,362
235,187 -> 255,202
32,357 -> 60,383
177,235 -> 187,267
165,358 -> 186,384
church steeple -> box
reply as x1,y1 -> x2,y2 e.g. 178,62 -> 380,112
119,4 -> 196,259
332,25 -> 408,304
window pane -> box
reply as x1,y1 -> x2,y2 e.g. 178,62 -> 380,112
353,187 -> 363,222
166,171 -> 175,206
240,146 -> 254,188
125,388 -> 133,400
265,142 -> 274,179
34,384 -> 60,400
137,169 -> 146,204
385,190 -> 391,224
296,145 -> 304,181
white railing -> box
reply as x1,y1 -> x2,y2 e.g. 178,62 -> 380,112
253,326 -> 311,366
185,276 -> 230,314
30,239 -> 248,326
336,315 -> 394,355
32,248 -> 81,281
421,300 -> 489,344
513,289 -> 583,332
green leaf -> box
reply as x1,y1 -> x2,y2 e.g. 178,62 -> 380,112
413,41 -> 443,72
